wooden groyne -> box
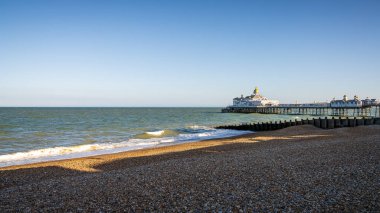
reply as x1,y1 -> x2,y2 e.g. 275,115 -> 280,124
216,117 -> 380,132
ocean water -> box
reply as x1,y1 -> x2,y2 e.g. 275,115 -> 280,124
0,107 -> 310,167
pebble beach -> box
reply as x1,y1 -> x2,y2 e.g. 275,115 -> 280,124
1,125 -> 379,212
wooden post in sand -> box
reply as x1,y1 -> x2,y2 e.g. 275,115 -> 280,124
263,122 -> 269,131
356,117 -> 364,126
349,118 -> 356,127
256,123 -> 261,131
327,117 -> 334,129
283,120 -> 288,128
342,117 -> 349,127
314,118 -> 321,128
374,117 -> 380,125
281,120 -> 286,128
334,117 -> 341,128
365,118 -> 374,125
321,117 -> 327,129
308,118 -> 314,125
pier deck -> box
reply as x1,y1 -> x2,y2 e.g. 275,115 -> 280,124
222,105 -> 380,117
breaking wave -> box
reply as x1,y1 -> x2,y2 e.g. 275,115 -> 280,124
0,127 -> 252,167
134,129 -> 180,139
147,130 -> 165,136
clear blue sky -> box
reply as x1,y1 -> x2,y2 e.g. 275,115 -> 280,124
1,0 -> 379,107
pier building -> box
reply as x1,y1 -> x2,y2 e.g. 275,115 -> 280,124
231,87 -> 279,107
330,95 -> 361,108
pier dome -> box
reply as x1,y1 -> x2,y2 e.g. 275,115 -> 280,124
254,87 -> 259,95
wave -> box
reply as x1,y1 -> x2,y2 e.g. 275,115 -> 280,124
134,129 -> 180,139
187,125 -> 214,130
0,128 -> 252,167
146,130 -> 165,136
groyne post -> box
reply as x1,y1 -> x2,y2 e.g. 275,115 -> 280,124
263,122 -> 268,131
321,117 -> 327,129
280,120 -> 285,129
356,117 -> 364,126
342,117 -> 348,127
308,118 -> 314,125
365,118 -> 374,125
334,117 -> 341,128
216,116 -> 380,132
314,118 -> 321,128
349,118 -> 356,127
327,117 -> 334,129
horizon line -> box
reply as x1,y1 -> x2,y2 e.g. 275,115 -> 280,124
0,106 -> 225,108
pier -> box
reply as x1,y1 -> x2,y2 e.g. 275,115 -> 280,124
222,105 -> 380,117
223,86 -> 380,117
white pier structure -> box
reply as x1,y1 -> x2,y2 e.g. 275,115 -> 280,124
232,87 -> 279,107
223,87 -> 380,117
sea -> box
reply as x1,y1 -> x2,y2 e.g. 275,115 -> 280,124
0,107 -> 311,167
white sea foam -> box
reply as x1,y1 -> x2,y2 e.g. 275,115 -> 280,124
188,125 -> 214,130
146,130 -> 165,136
0,128 -> 252,167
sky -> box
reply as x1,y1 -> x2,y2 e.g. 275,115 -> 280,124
0,0 -> 379,107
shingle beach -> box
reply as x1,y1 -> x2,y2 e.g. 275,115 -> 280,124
1,125 -> 379,212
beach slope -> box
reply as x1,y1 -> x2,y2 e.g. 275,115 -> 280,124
1,125 -> 379,211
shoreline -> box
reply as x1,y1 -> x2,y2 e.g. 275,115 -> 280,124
0,131 -> 255,170
1,125 -> 379,211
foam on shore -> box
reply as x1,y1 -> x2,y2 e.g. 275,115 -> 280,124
0,127 -> 252,167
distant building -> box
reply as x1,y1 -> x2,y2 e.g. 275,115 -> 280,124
362,97 -> 380,107
231,87 -> 279,107
330,95 -> 362,108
